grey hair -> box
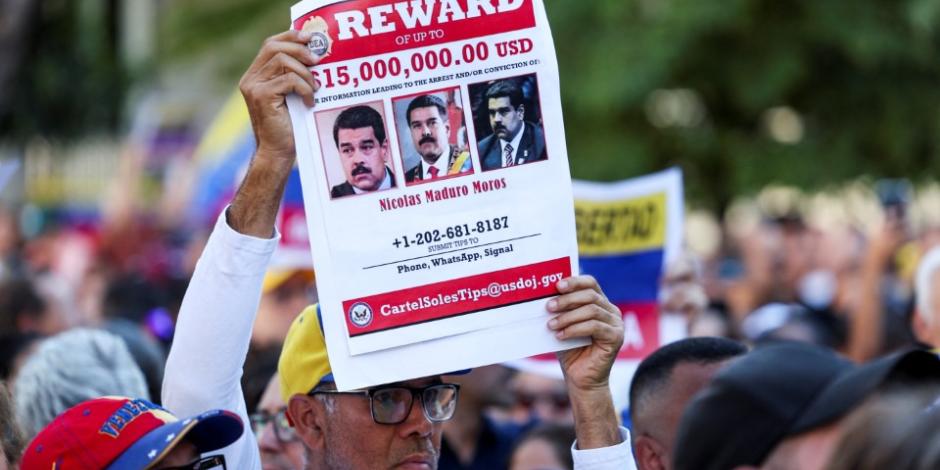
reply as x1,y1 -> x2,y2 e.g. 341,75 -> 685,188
12,328 -> 148,437
311,382 -> 337,414
916,246 -> 940,325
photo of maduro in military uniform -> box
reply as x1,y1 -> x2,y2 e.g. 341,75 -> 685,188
393,90 -> 474,186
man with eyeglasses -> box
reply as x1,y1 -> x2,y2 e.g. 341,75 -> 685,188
20,396 -> 243,469
250,374 -> 305,470
163,30 -> 636,470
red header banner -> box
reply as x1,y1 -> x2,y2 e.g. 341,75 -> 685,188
293,0 -> 537,65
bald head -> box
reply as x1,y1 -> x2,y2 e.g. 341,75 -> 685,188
629,337 -> 746,470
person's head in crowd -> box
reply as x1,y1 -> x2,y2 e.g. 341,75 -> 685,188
742,303 -> 844,349
449,364 -> 515,411
250,373 -> 305,470
688,306 -> 735,338
0,382 -> 24,470
673,342 -> 940,470
826,387 -> 940,470
20,396 -> 243,469
913,245 -> 940,348
509,371 -> 573,425
485,80 -> 526,141
102,274 -> 167,324
407,94 -> 452,165
659,254 -> 708,321
441,365 -> 518,468
254,269 -> 316,348
100,315 -> 166,406
242,345 -> 281,415
12,328 -> 149,437
629,337 -> 747,470
0,277 -> 70,338
101,276 -> 168,404
332,105 -> 392,193
278,306 -> 461,469
509,424 -> 576,470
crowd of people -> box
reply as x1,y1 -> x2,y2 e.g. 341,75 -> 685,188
1,29 -> 940,470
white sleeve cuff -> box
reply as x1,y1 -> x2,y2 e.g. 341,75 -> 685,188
207,206 -> 281,274
571,426 -> 637,470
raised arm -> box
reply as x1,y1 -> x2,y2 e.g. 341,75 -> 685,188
161,29 -> 317,469
847,217 -> 905,362
229,29 -> 317,235
547,275 -> 636,469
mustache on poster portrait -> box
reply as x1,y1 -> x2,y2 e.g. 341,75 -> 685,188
419,136 -> 437,146
351,164 -> 372,176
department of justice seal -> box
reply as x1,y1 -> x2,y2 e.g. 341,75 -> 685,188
348,302 -> 373,328
302,16 -> 332,58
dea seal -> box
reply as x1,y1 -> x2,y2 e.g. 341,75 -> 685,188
301,16 -> 332,58
348,302 -> 373,328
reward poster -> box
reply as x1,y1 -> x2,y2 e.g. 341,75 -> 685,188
287,0 -> 583,389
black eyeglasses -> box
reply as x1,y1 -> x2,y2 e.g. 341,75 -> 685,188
249,407 -> 297,444
157,454 -> 226,470
310,383 -> 460,425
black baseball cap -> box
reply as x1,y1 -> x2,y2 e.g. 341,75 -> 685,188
673,342 -> 940,470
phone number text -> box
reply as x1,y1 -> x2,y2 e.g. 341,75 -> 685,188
392,217 -> 509,249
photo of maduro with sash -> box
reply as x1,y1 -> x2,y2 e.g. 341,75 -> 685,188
401,93 -> 474,184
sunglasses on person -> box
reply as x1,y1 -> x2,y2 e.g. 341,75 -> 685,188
310,383 -> 460,425
158,454 -> 226,470
249,407 -> 297,444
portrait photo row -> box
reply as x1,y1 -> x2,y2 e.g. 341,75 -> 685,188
317,73 -> 548,200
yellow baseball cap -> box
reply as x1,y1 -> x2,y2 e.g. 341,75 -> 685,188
278,304 -> 333,402
262,269 -> 315,294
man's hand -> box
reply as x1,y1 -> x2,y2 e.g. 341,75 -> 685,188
548,275 -> 625,450
229,30 -> 319,238
239,29 -> 319,162
548,275 -> 624,392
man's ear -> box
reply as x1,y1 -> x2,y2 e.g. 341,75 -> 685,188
633,435 -> 667,470
516,104 -> 525,117
380,140 -> 390,162
912,309 -> 931,345
288,394 -> 327,450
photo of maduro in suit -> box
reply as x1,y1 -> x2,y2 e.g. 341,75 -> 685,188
397,92 -> 473,186
322,104 -> 397,199
474,77 -> 547,171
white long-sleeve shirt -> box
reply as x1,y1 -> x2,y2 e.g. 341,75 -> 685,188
162,208 -> 635,469
573,427 -> 637,470
162,210 -> 276,469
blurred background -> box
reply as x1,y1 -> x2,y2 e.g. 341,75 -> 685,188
2,0 -> 940,417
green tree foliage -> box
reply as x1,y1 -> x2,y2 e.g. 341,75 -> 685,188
157,0 -> 293,80
549,0 -> 940,209
160,0 -> 940,209
0,0 -> 127,140
8,0 -> 940,211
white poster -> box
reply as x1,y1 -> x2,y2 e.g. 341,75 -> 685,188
287,0 -> 585,390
